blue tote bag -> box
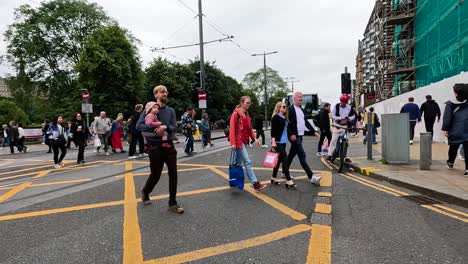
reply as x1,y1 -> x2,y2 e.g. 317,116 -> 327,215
228,150 -> 244,190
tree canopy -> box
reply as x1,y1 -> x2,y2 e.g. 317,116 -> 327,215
76,24 -> 145,118
242,67 -> 289,103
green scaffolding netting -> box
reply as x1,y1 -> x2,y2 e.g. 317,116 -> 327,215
415,0 -> 468,88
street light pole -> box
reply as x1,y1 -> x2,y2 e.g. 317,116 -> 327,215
198,0 -> 205,91
285,77 -> 300,93
252,51 -> 278,127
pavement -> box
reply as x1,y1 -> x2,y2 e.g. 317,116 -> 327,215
0,132 -> 467,263
344,135 -> 468,207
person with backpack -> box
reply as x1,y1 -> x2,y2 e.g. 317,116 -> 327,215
316,103 -> 332,156
363,107 -> 380,144
327,94 -> 356,159
229,96 -> 267,192
47,115 -> 68,169
442,83 -> 468,177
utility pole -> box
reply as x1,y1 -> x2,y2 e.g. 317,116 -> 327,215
198,0 -> 205,91
252,51 -> 278,127
285,77 -> 300,93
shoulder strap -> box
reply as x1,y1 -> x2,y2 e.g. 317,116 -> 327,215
335,104 -> 340,117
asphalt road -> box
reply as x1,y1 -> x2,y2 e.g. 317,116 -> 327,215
0,135 -> 466,264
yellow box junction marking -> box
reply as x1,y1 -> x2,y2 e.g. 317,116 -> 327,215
307,224 -> 332,264
123,162 -> 143,264
144,224 -> 312,264
314,204 -> 332,214
318,192 -> 332,197
0,182 -> 32,203
208,166 -> 307,221
0,178 -> 93,190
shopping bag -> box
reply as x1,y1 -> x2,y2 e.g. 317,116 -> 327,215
94,136 -> 102,147
263,149 -> 279,168
228,150 -> 244,190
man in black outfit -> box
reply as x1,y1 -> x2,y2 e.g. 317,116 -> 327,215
128,104 -> 145,159
316,103 -> 332,156
254,112 -> 267,147
420,95 -> 441,139
137,85 -> 184,213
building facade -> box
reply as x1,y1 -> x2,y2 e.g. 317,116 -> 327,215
0,79 -> 12,98
356,0 -> 467,104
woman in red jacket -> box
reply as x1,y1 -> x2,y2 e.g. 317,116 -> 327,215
229,96 -> 266,191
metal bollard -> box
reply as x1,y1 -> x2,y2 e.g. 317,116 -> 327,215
367,112 -> 373,160
420,132 -> 432,170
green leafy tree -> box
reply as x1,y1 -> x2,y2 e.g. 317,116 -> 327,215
242,67 -> 288,103
0,100 -> 29,125
76,24 -> 145,118
4,0 -> 110,106
145,58 -> 193,118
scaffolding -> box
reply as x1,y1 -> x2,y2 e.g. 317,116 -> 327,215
415,0 -> 468,88
375,0 -> 416,100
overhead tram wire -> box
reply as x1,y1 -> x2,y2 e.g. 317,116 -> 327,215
151,35 -> 233,51
174,0 -> 253,56
155,14 -> 198,48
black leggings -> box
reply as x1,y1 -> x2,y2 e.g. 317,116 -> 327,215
448,142 -> 468,170
52,142 -> 67,164
272,143 -> 292,181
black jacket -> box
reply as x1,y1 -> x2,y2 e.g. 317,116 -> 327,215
420,100 -> 441,121
288,105 -> 316,137
130,111 -> 142,135
271,114 -> 291,143
318,109 -> 331,131
442,100 -> 468,144
7,126 -> 19,139
70,120 -> 90,145
254,115 -> 264,130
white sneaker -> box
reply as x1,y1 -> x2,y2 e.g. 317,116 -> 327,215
316,152 -> 323,157
459,155 -> 465,161
249,143 -> 253,148
138,154 -> 144,158
143,153 -> 148,157
93,149 -> 97,153
262,144 -> 269,148
310,175 -> 321,185
59,162 -> 64,167
53,164 -> 61,169
105,152 -> 110,156
128,156 -> 138,160
409,140 -> 413,145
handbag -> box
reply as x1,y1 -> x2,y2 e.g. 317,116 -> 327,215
228,150 -> 244,190
263,148 -> 279,168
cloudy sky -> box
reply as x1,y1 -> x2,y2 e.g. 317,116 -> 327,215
0,0 -> 375,104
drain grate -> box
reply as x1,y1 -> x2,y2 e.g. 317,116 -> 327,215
402,195 -> 441,205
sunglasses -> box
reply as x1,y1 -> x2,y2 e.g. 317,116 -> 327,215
281,105 -> 287,109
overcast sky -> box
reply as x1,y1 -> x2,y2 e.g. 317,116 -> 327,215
0,0 -> 375,104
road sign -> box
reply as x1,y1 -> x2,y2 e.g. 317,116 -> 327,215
81,103 -> 93,113
82,90 -> 89,101
198,91 -> 207,100
199,100 -> 206,109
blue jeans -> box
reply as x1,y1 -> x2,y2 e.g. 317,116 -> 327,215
2,137 -> 9,148
364,125 -> 377,143
184,132 -> 194,153
234,144 -> 258,184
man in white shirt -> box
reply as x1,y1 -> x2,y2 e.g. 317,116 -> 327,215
287,92 -> 322,185
327,94 -> 356,158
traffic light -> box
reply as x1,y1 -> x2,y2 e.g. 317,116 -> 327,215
193,71 -> 202,91
341,72 -> 351,94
